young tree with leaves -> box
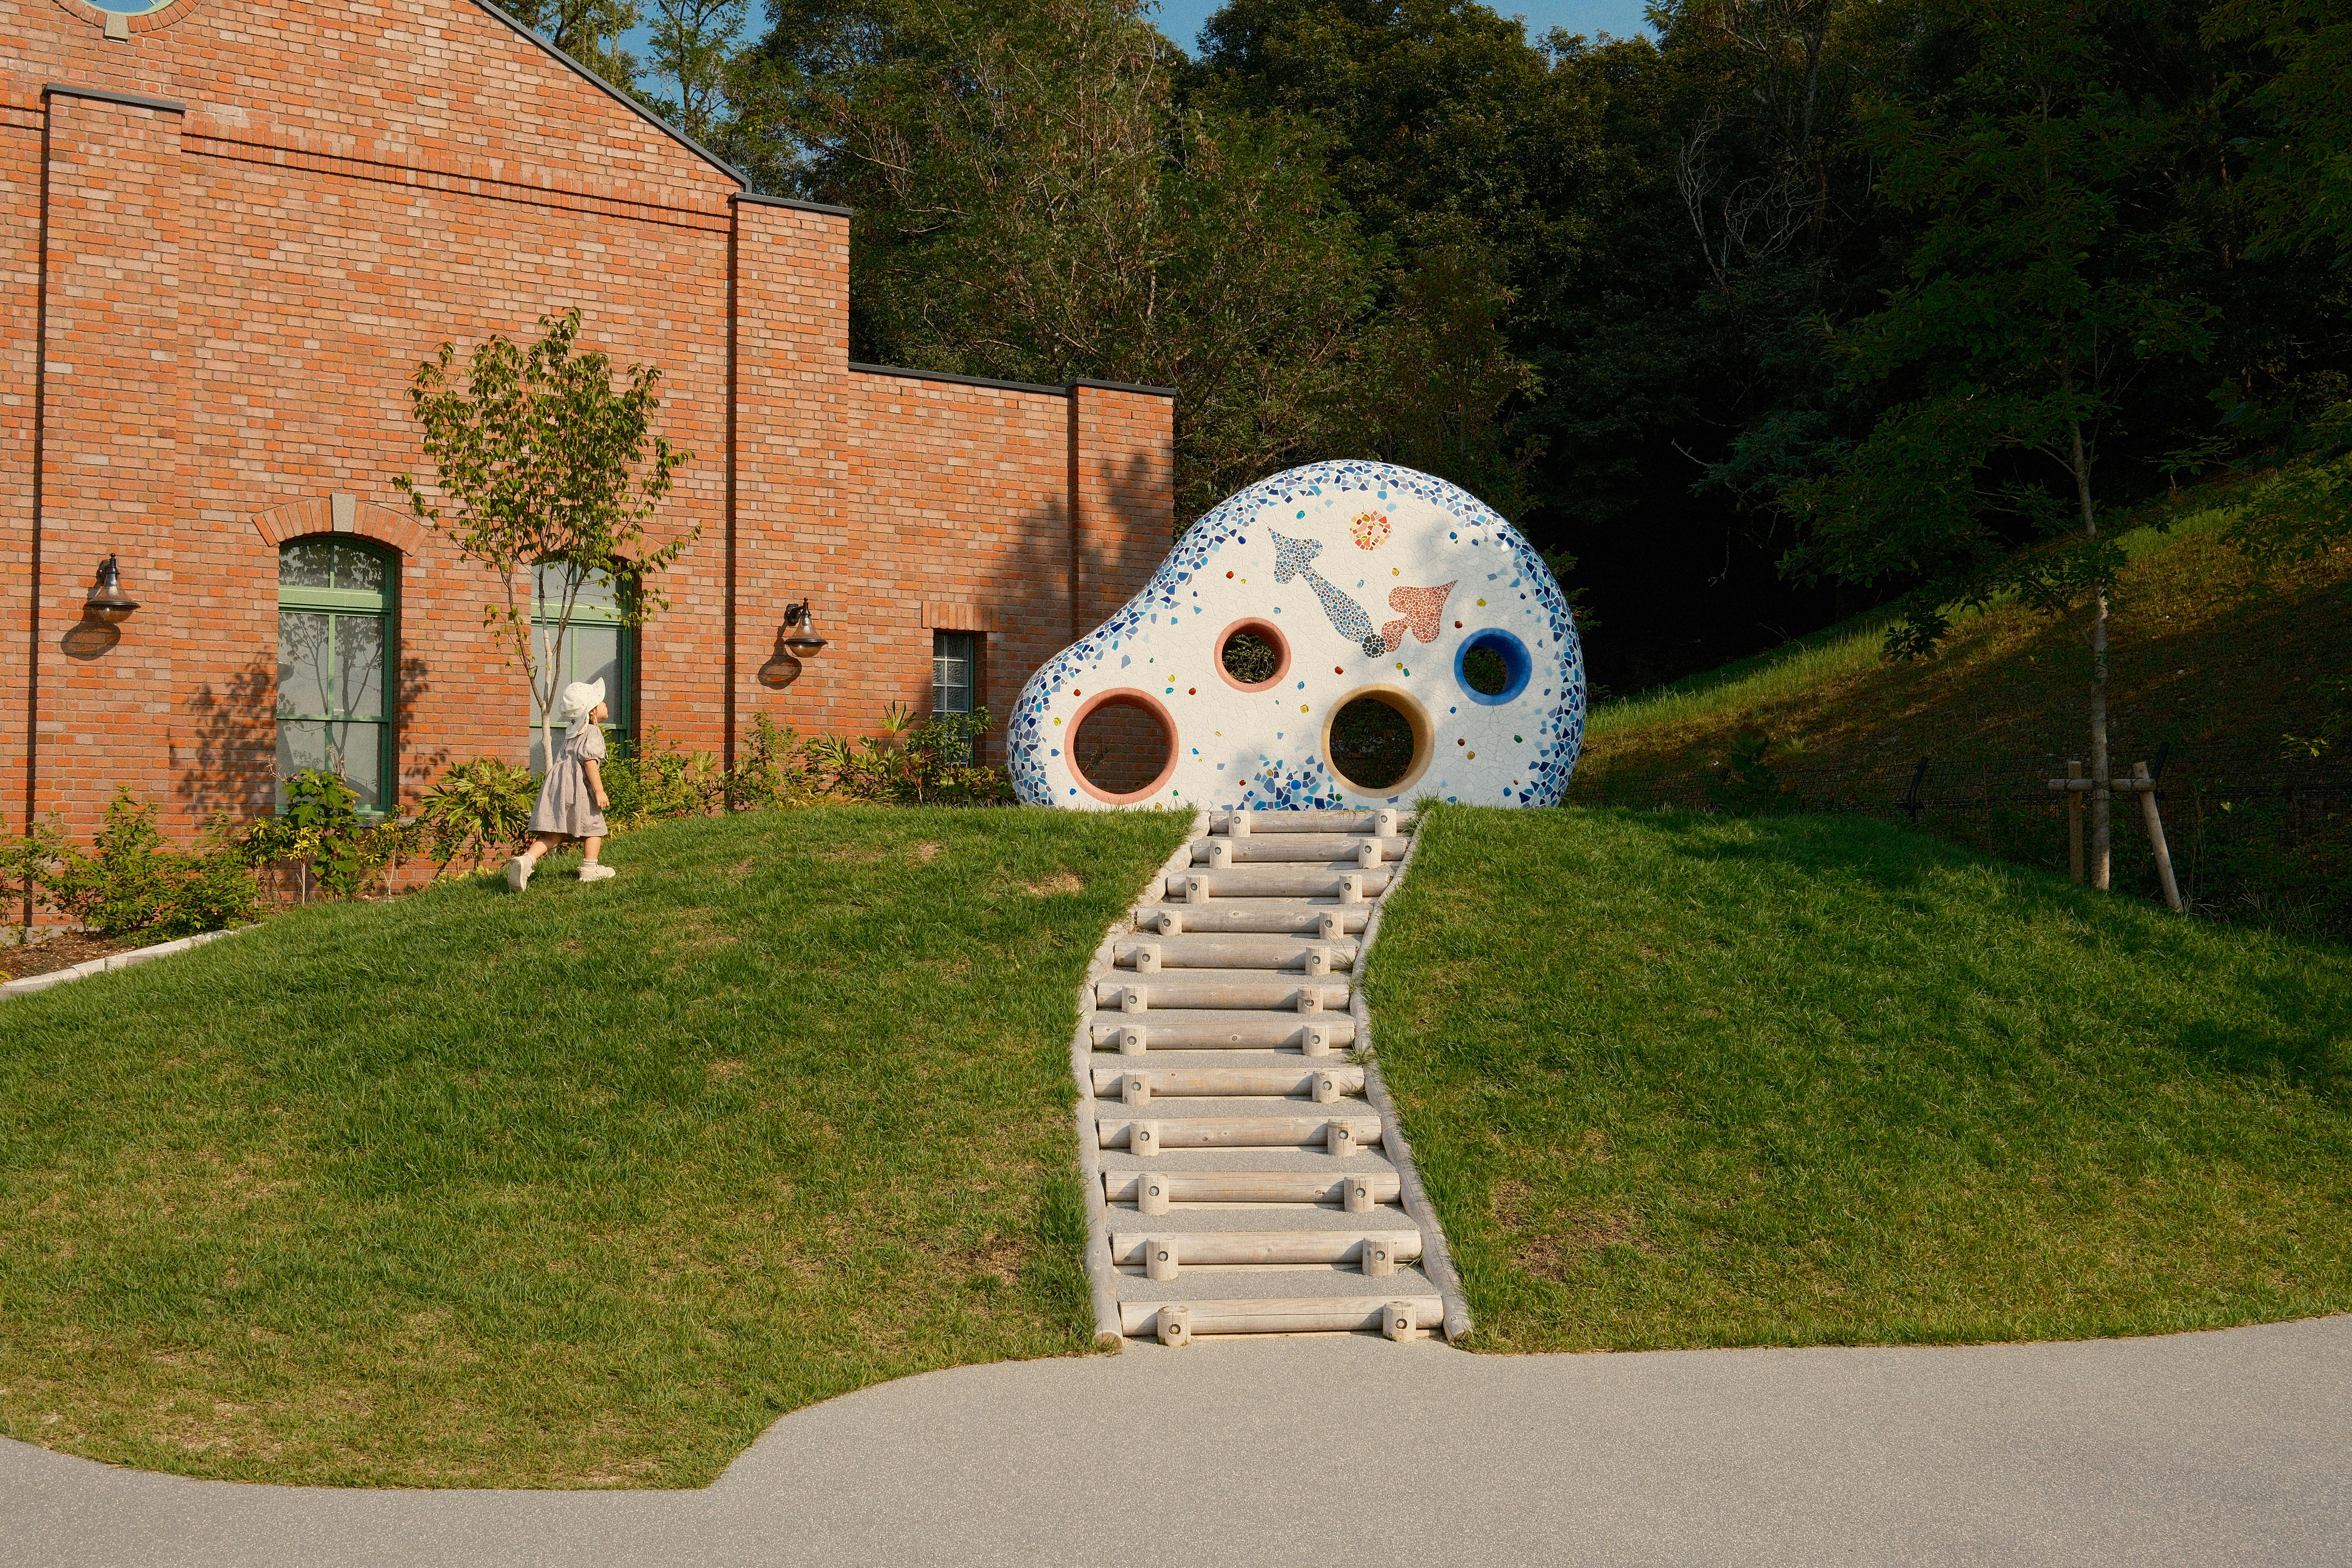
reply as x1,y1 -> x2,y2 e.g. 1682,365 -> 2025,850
1784,5 -> 2211,889
394,309 -> 695,772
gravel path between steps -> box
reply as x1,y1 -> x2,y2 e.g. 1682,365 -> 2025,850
6,1314 -> 2347,1567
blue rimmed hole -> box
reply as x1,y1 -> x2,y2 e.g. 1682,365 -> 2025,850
1454,628 -> 1531,706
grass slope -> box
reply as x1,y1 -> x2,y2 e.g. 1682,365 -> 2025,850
1369,806 -> 2352,1352
1571,508 -> 2352,930
0,807 -> 1188,1488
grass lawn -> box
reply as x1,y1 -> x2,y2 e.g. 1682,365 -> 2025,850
0,806 -> 1188,1488
1368,805 -> 2352,1352
1570,503 -> 2352,933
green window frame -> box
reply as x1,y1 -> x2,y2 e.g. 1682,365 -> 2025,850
277,537 -> 397,813
528,563 -> 636,768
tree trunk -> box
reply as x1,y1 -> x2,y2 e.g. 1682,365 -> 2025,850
2071,419 -> 2111,890
538,618 -> 557,781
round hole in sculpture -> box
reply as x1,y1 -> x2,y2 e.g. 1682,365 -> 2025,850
1321,685 -> 1433,795
1454,628 -> 1531,706
1068,689 -> 1179,804
1215,618 -> 1290,692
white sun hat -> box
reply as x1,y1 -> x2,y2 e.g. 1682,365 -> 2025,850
556,678 -> 607,728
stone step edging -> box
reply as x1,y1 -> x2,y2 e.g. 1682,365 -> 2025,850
0,925 -> 249,999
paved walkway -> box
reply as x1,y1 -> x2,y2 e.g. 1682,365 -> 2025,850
8,1315 -> 2348,1568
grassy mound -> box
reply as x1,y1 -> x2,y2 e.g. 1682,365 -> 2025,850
0,807 -> 1188,1488
1369,806 -> 2352,1352
1570,507 -> 2352,933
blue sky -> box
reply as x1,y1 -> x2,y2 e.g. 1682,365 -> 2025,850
1149,0 -> 1654,54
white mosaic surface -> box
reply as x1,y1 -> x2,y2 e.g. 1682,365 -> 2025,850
1010,461 -> 1584,810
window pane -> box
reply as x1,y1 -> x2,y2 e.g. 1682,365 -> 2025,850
337,614 -> 385,719
278,611 -> 334,717
280,539 -> 338,590
277,717 -> 327,782
279,721 -> 385,812
325,723 -> 384,812
573,624 -> 621,701
933,632 -> 974,714
332,544 -> 387,596
534,562 -> 623,617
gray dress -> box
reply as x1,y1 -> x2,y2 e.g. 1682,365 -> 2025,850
531,723 -> 610,838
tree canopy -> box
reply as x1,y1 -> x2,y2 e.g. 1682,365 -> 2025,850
522,0 -> 2349,692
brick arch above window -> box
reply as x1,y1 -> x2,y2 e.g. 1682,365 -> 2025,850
250,497 -> 429,558
49,0 -> 210,37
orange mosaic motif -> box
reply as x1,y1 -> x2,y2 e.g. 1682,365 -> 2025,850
1380,581 -> 1456,652
1349,510 -> 1392,550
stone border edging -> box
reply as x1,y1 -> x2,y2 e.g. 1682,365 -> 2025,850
1349,819 -> 1475,1345
1067,811 -> 1213,1348
0,925 -> 247,999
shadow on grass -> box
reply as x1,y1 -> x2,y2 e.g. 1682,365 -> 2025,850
1632,806 -> 2352,1098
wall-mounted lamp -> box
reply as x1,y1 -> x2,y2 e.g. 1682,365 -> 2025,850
757,600 -> 830,689
781,599 -> 828,658
83,555 -> 140,624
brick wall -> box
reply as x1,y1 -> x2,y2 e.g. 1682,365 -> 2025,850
3,0 -> 1174,873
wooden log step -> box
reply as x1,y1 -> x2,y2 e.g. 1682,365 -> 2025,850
1097,1115 -> 1383,1151
1138,906 -> 1372,937
1109,1231 -> 1422,1268
1163,868 -> 1394,900
1088,1013 -> 1357,1050
1120,1297 -> 1442,1337
1115,937 -> 1359,971
1191,837 -> 1408,866
1093,976 -> 1351,1011
1213,810 -> 1416,835
1089,1064 -> 1365,1099
1104,1171 -> 1404,1206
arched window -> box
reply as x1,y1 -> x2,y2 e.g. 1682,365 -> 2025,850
527,563 -> 635,769
278,538 -> 396,811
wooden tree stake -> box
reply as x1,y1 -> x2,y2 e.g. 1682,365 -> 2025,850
2135,761 -> 2184,912
2067,759 -> 2085,883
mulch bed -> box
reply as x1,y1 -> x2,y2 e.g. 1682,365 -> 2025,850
0,930 -> 144,982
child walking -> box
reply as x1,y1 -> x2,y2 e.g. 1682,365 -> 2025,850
506,679 -> 617,891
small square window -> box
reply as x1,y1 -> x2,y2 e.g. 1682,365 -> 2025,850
933,631 -> 977,716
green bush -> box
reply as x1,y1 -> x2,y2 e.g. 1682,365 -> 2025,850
1,789 -> 261,939
723,713 -> 824,810
415,757 -> 536,871
239,770 -> 418,900
601,726 -> 726,828
808,704 -> 1009,804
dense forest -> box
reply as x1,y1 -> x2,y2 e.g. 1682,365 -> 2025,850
517,0 -> 2351,693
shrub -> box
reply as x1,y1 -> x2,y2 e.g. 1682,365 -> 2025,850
1,789 -> 261,939
725,713 -> 824,810
810,704 -> 1010,804
415,757 -> 537,871
602,726 -> 726,827
240,770 -> 418,900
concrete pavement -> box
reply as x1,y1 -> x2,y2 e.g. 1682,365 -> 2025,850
7,1314 -> 2348,1567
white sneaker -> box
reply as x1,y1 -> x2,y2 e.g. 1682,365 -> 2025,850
505,854 -> 534,892
578,863 -> 618,883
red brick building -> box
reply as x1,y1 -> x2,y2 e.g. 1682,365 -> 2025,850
3,0 -> 1175,850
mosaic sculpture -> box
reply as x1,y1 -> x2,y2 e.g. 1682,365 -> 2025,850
1009,461 -> 1584,810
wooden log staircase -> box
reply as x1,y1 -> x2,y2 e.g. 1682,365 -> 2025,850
1070,808 -> 1471,1347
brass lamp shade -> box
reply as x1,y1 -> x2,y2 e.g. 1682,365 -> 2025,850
84,555 -> 139,623
781,599 -> 827,658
